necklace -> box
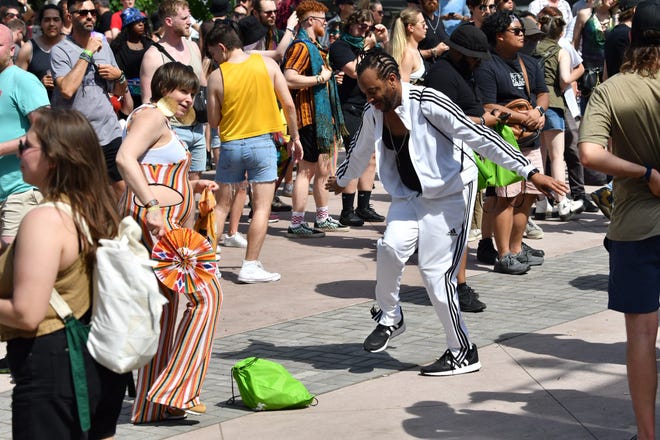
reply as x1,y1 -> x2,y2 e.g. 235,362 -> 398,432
384,119 -> 409,167
425,13 -> 441,34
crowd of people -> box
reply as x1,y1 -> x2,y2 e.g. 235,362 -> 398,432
0,0 -> 657,437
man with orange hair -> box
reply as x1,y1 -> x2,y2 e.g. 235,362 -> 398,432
283,0 -> 347,238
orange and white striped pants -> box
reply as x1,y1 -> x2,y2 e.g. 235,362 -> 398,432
131,275 -> 222,423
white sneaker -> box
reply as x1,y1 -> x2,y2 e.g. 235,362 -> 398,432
468,228 -> 482,242
237,261 -> 281,283
223,232 -> 248,248
534,198 -> 552,220
524,218 -> 544,239
556,197 -> 583,221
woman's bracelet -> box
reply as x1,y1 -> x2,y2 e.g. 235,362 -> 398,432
144,199 -> 159,209
286,27 -> 295,34
146,205 -> 160,213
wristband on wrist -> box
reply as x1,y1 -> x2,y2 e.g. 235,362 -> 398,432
144,199 -> 159,209
146,205 -> 160,213
83,49 -> 94,57
79,51 -> 93,63
642,166 -> 653,183
527,168 -> 540,180
286,27 -> 295,34
118,72 -> 126,84
536,106 -> 546,116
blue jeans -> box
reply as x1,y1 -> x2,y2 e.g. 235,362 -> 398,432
215,134 -> 277,184
172,123 -> 207,173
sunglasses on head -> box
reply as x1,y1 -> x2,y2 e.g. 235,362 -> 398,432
72,9 -> 97,17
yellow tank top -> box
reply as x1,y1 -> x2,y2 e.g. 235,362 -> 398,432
219,54 -> 284,142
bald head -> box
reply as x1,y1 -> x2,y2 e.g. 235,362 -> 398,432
0,23 -> 11,44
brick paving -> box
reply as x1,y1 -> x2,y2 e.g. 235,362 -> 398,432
61,245 -> 613,439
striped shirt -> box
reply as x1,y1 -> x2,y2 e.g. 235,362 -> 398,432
283,41 -> 329,128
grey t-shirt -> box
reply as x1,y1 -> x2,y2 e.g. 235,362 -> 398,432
50,36 -> 122,146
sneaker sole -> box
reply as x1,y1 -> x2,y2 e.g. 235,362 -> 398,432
420,361 -> 482,376
364,323 -> 406,353
494,265 -> 530,275
286,232 -> 325,238
238,274 -> 281,284
315,227 -> 350,233
524,232 -> 544,239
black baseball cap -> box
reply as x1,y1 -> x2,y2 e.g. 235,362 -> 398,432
447,24 -> 492,60
631,0 -> 660,47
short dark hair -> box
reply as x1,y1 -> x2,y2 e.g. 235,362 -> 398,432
38,4 -> 63,23
150,62 -> 200,102
205,20 -> 243,51
481,10 -> 517,46
343,9 -> 372,33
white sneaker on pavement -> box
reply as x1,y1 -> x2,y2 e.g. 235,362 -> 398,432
238,260 -> 281,283
223,232 -> 248,248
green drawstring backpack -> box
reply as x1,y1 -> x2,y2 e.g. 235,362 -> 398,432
228,357 -> 316,411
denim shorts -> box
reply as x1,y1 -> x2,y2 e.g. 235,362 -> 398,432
172,123 -> 207,172
605,235 -> 660,313
215,134 -> 277,184
542,107 -> 565,132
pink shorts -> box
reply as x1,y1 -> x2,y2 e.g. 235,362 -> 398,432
496,147 -> 544,198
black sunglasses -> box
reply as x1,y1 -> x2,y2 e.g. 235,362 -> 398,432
18,139 -> 37,155
506,27 -> 525,36
72,9 -> 97,17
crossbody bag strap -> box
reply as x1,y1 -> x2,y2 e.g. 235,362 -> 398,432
517,56 -> 532,101
152,42 -> 177,64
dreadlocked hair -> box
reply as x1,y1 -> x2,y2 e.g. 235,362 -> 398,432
356,47 -> 401,80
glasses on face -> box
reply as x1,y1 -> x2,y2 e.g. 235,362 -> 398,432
307,16 -> 326,24
18,139 -> 38,156
506,27 -> 524,36
4,12 -> 17,19
72,9 -> 97,17
478,4 -> 497,11
373,9 -> 384,15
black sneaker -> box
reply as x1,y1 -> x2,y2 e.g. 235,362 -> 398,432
458,284 -> 486,313
355,206 -> 385,222
271,195 -> 292,212
420,343 -> 481,376
363,315 -> 406,353
0,356 -> 9,374
579,195 -> 599,213
339,209 -> 364,226
476,238 -> 498,265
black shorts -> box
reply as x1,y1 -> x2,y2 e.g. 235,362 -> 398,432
605,235 -> 660,314
299,124 -> 322,163
8,326 -> 129,439
102,137 -> 123,183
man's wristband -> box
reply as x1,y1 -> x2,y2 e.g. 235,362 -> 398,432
118,72 -> 126,84
642,166 -> 653,183
79,51 -> 93,63
536,106 -> 546,116
286,27 -> 295,34
527,168 -> 540,180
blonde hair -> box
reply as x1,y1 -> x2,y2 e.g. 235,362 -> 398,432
390,6 -> 421,65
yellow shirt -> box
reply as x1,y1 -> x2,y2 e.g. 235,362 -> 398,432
220,54 -> 283,142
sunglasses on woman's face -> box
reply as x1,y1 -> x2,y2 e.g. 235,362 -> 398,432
18,138 -> 38,156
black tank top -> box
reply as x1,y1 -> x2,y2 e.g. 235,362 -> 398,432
28,38 -> 51,82
382,124 -> 422,193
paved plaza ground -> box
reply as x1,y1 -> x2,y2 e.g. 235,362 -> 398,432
0,181 -> 653,439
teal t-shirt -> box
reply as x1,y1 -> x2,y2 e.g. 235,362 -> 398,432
0,66 -> 49,201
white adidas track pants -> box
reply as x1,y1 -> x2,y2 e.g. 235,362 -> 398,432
375,181 -> 477,352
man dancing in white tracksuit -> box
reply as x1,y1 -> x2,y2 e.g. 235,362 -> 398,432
327,49 -> 567,376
